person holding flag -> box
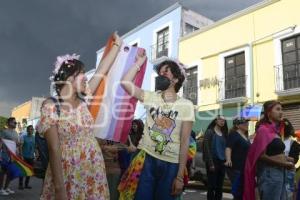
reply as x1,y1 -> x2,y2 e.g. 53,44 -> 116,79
37,32 -> 122,200
0,117 -> 19,196
119,53 -> 195,200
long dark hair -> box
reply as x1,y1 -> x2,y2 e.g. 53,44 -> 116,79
53,59 -> 86,100
206,115 -> 229,138
128,119 -> 144,147
282,118 -> 295,138
131,119 -> 144,135
255,100 -> 281,131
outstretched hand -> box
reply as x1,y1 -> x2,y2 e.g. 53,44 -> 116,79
113,31 -> 122,46
135,49 -> 147,67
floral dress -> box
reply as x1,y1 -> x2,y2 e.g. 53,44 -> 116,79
37,101 -> 109,200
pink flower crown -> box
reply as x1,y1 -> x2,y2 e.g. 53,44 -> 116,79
49,53 -> 80,81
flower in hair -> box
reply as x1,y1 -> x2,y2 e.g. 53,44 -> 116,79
53,53 -> 80,75
49,53 -> 80,82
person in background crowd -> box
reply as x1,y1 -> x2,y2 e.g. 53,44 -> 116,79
244,100 -> 295,200
0,139 -> 6,196
34,130 -> 49,181
19,125 -> 35,190
186,130 -> 196,179
225,117 -> 250,200
203,115 -> 228,200
102,140 -> 122,200
128,119 -> 144,148
282,118 -> 300,200
0,117 -> 19,196
102,140 -> 137,200
118,119 -> 144,176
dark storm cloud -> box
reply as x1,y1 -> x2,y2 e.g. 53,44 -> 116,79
0,0 -> 262,117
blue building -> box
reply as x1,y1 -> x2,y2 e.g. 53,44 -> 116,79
86,3 -> 213,119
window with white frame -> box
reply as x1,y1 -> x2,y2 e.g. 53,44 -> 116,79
156,27 -> 169,59
224,52 -> 246,99
183,66 -> 198,105
281,34 -> 300,90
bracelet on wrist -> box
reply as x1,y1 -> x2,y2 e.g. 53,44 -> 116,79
134,63 -> 141,72
176,176 -> 183,182
113,42 -> 120,47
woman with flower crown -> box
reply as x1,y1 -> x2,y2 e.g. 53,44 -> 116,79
37,33 -> 122,200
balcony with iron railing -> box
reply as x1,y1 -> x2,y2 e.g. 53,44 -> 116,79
274,64 -> 300,96
218,75 -> 248,104
150,42 -> 169,64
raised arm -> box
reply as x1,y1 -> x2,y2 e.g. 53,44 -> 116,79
88,32 -> 122,95
121,49 -> 147,102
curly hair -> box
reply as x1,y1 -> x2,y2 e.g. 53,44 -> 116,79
155,60 -> 185,93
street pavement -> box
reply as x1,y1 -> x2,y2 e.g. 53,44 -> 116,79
1,177 -> 42,200
1,177 -> 233,200
183,189 -> 233,200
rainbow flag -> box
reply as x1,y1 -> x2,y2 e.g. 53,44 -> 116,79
187,137 -> 197,161
89,36 -> 147,143
1,139 -> 34,179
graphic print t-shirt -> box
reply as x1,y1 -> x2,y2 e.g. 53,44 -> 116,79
138,91 -> 195,163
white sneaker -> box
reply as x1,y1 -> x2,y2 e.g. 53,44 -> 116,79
5,188 -> 15,194
0,189 -> 10,195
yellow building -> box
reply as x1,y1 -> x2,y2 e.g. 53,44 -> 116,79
179,0 -> 300,133
11,97 -> 45,132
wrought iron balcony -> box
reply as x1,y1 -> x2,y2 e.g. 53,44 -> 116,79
274,64 -> 300,96
150,42 -> 169,64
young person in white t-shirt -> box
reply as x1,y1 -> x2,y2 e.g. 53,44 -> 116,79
121,51 -> 195,200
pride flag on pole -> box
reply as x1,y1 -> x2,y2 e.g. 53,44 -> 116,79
89,36 -> 147,143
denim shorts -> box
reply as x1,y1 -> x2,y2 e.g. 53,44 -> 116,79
285,170 -> 295,199
257,166 -> 287,200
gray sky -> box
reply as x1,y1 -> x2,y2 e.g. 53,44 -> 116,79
0,0 -> 261,117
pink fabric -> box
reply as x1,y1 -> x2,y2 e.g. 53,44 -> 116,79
119,53 -> 147,143
243,123 -> 278,200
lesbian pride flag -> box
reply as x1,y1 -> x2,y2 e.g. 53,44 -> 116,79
89,37 -> 147,143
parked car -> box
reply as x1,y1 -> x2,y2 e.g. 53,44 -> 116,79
188,137 -> 231,190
